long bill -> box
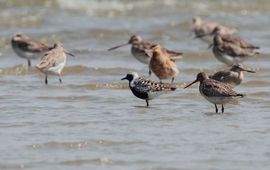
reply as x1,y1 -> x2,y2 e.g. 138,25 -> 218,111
184,79 -> 198,89
64,49 -> 75,57
108,42 -> 129,51
243,69 -> 256,73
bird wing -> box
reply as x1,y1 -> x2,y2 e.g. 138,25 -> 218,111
133,41 -> 156,58
202,79 -> 238,97
36,49 -> 64,70
210,71 -> 231,81
17,40 -> 49,53
133,77 -> 176,93
221,34 -> 259,49
224,43 -> 258,57
163,48 -> 183,60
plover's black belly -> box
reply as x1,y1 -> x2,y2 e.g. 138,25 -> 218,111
131,88 -> 149,100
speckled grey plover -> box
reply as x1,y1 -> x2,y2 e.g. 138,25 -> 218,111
121,72 -> 177,107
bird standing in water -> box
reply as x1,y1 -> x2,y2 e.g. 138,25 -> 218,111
121,72 -> 177,107
11,32 -> 51,66
35,42 -> 74,85
185,72 -> 244,113
149,45 -> 179,83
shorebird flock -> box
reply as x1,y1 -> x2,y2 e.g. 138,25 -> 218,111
10,17 -> 260,113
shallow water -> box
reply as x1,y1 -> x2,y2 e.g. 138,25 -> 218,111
0,0 -> 270,170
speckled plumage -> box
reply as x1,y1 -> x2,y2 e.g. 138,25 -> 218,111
108,35 -> 183,64
185,72 -> 244,113
121,72 -> 176,106
11,32 -> 51,66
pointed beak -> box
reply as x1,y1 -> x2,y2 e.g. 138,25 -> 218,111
64,49 -> 75,57
108,42 -> 129,51
184,79 -> 198,89
243,69 -> 256,73
121,76 -> 127,80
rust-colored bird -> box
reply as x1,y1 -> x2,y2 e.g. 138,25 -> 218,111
149,45 -> 179,83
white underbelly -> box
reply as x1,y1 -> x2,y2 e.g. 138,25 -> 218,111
214,49 -> 247,66
133,54 -> 150,64
46,60 -> 66,75
201,93 -> 233,104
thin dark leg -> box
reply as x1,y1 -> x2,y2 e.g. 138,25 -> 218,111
45,75 -> 48,85
171,77 -> 175,83
215,104 -> 218,113
27,59 -> 31,67
222,104 -> 224,113
148,69 -> 151,76
146,100 -> 149,107
59,75 -> 62,84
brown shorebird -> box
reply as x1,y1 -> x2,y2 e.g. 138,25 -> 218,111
11,32 -> 51,66
108,35 -> 183,64
35,42 -> 74,85
121,72 -> 176,107
184,72 -> 244,113
211,26 -> 260,66
209,64 -> 256,87
191,17 -> 236,43
149,44 -> 179,83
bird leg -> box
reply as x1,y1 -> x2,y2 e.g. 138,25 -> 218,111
171,77 -> 175,83
148,69 -> 152,76
222,104 -> 224,113
215,104 -> 218,113
45,75 -> 48,85
27,59 -> 31,67
59,75 -> 62,84
146,100 -> 149,107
